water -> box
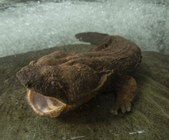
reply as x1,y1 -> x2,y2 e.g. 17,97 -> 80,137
1,1 -> 169,139
0,0 -> 168,57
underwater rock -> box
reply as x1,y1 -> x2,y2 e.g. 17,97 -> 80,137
0,43 -> 169,140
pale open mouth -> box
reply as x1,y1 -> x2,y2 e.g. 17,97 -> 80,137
27,90 -> 68,117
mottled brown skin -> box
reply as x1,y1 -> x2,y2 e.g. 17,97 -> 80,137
16,32 -> 142,117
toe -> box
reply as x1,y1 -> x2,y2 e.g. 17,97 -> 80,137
111,109 -> 118,115
121,106 -> 126,113
126,102 -> 131,112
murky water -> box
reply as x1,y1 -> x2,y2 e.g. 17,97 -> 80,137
0,0 -> 168,57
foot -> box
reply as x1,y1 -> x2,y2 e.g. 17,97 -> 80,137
111,75 -> 137,115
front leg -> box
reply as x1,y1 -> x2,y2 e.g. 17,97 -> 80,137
111,75 -> 137,115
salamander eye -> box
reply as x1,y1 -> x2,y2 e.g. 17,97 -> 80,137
26,82 -> 32,88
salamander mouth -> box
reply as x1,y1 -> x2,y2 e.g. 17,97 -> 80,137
27,90 -> 68,117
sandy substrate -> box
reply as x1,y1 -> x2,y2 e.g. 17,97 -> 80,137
0,44 -> 169,140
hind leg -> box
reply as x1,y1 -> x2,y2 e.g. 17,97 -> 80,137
111,75 -> 137,115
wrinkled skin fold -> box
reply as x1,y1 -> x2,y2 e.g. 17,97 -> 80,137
16,32 -> 142,117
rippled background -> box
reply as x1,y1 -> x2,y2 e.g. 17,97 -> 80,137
0,0 -> 168,57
